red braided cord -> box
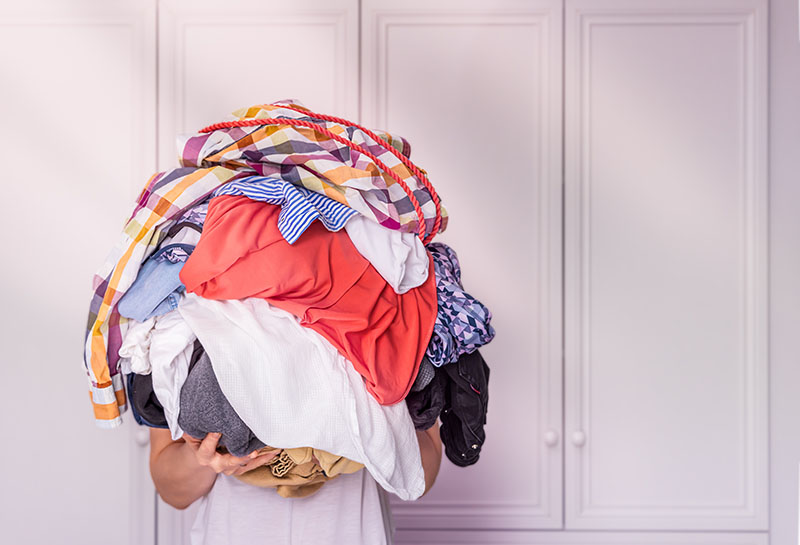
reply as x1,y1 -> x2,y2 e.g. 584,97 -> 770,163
199,112 -> 441,243
200,117 -> 428,241
278,104 -> 443,244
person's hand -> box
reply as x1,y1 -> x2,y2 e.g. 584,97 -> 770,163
183,432 -> 279,476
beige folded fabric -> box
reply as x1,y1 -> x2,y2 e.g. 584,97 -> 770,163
235,446 -> 364,498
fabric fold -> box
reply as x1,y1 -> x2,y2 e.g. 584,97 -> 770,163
235,447 -> 364,499
83,100 -> 446,427
425,243 -> 495,367
177,294 -> 426,501
180,196 -> 437,405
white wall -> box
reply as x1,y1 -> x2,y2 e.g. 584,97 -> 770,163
768,0 -> 800,544
0,1 -> 156,544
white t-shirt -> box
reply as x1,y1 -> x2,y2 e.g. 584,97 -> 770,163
190,469 -> 394,545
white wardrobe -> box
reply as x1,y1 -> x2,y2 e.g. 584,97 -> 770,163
159,0 -> 771,542
0,0 -> 784,544
361,0 -> 769,543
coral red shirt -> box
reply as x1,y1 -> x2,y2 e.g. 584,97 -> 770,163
179,195 -> 437,405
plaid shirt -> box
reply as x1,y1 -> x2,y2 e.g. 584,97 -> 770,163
85,101 -> 447,427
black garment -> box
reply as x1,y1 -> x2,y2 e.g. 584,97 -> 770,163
178,345 -> 265,457
411,356 -> 436,392
439,350 -> 490,467
128,372 -> 168,429
405,371 -> 446,431
405,349 -> 490,467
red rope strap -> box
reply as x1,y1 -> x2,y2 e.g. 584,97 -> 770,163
199,109 -> 442,243
279,104 -> 443,242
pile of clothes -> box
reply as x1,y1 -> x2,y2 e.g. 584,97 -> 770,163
83,101 -> 495,501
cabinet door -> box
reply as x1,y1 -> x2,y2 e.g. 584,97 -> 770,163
564,0 -> 768,531
158,0 -> 359,171
156,1 -> 359,541
363,0 -> 564,531
0,1 -> 156,544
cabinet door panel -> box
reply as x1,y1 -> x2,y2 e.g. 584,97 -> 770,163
156,1 -> 358,542
0,1 -> 156,544
564,0 -> 768,531
363,0 -> 564,531
396,529 -> 769,545
158,0 -> 358,170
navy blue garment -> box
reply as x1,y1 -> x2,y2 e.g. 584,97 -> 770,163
127,373 -> 168,429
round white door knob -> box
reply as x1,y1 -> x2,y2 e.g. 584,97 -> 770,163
571,431 -> 586,447
135,428 -> 150,447
544,430 -> 559,447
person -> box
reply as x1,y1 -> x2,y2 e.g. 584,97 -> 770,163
149,421 -> 443,544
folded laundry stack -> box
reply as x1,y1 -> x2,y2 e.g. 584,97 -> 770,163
83,101 -> 495,500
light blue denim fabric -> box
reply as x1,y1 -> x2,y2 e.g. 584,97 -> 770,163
117,243 -> 195,322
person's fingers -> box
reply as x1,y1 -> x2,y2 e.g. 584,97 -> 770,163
230,465 -> 250,476
209,450 -> 253,474
244,446 -> 279,461
230,452 -> 278,476
247,451 -> 279,468
192,435 -> 281,475
219,454 -> 252,475
255,451 -> 279,465
210,454 -> 234,474
182,434 -> 202,451
204,432 -> 222,450
213,450 -> 280,477
196,433 -> 221,466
